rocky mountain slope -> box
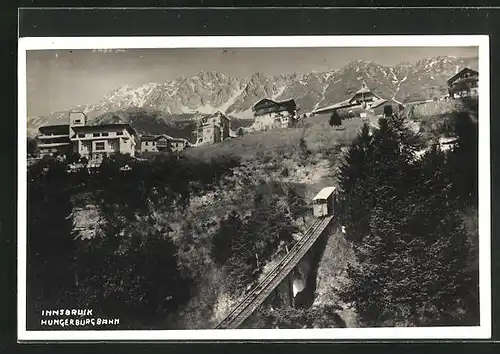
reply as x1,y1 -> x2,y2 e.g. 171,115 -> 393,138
27,56 -> 478,136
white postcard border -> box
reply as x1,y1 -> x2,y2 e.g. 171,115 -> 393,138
18,35 -> 491,341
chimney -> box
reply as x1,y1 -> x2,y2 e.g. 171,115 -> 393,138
455,65 -> 459,74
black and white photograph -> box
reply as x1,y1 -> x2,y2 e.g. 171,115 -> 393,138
18,36 -> 490,341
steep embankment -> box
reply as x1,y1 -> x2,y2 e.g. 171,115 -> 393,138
405,97 -> 478,140
314,228 -> 359,327
175,114 -> 368,327
69,114 -> 369,329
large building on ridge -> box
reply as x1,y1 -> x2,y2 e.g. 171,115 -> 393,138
195,111 -> 231,146
312,82 -> 388,115
37,124 -> 73,158
36,112 -> 138,165
447,67 -> 478,99
251,98 -> 297,131
312,82 -> 402,118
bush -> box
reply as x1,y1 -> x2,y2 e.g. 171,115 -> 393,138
329,110 -> 342,127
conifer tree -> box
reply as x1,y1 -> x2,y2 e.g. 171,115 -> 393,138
337,123 -> 374,242
329,110 -> 342,128
338,112 -> 473,326
383,104 -> 393,118
286,186 -> 309,224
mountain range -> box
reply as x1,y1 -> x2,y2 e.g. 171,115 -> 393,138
27,55 -> 478,137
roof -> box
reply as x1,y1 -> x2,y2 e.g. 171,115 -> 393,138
313,186 -> 337,201
206,111 -> 230,120
312,83 -> 383,115
158,134 -> 188,143
39,124 -> 69,131
71,123 -> 136,136
141,134 -> 189,144
312,100 -> 354,115
252,98 -> 297,112
370,98 -> 389,109
141,135 -> 156,142
447,67 -> 478,84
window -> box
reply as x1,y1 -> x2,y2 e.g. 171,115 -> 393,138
117,132 -> 124,136
74,119 -> 81,124
95,142 -> 105,151
145,142 -> 149,146
102,132 -> 109,137
78,134 -> 85,138
93,133 -> 100,137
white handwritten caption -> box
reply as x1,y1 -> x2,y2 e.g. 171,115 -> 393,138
40,309 -> 120,328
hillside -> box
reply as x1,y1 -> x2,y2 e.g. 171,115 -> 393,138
27,56 -> 478,136
60,113 -> 366,329
175,114 -> 368,327
28,95 -> 479,329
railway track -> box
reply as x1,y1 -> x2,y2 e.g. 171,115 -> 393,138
215,215 -> 334,329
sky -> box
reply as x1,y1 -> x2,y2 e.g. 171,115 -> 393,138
26,46 -> 478,117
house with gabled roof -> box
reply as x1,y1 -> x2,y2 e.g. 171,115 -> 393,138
251,98 -> 298,131
447,67 -> 478,98
140,134 -> 190,153
312,82 -> 389,116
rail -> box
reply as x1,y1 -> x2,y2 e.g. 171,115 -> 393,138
215,215 -> 334,329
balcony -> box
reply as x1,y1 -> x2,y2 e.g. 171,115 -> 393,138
37,142 -> 71,148
38,133 -> 70,140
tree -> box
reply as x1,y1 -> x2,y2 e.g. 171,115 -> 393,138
76,202 -> 193,326
221,193 -> 298,294
27,138 -> 39,157
299,137 -> 310,158
383,104 -> 393,117
329,110 -> 342,128
27,151 -> 241,329
211,211 -> 244,266
286,186 -> 309,224
337,112 -> 474,326
337,123 -> 374,242
448,111 -> 478,207
27,160 -> 78,328
66,151 -> 81,164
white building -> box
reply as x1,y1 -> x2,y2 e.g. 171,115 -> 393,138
68,112 -> 137,166
37,112 -> 138,165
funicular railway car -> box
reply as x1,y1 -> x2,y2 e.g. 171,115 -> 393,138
312,186 -> 337,217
